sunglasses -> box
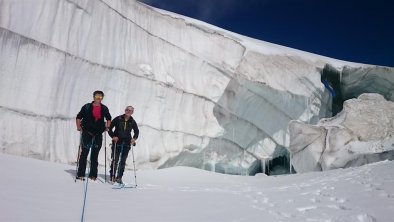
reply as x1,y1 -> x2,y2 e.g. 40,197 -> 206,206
125,109 -> 133,112
94,95 -> 103,99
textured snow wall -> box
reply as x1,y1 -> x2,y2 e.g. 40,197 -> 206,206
288,93 -> 394,173
0,0 -> 390,174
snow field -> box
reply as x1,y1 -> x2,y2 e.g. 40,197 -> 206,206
1,153 -> 393,222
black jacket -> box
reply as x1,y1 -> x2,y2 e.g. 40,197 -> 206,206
108,114 -> 139,143
76,102 -> 111,135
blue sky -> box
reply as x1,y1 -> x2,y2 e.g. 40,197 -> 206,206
139,0 -> 394,67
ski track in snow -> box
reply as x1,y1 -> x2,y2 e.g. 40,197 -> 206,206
247,165 -> 394,222
0,154 -> 394,222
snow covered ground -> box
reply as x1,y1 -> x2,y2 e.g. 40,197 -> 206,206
1,153 -> 393,222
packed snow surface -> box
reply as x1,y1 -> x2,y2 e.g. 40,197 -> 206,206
1,153 -> 393,222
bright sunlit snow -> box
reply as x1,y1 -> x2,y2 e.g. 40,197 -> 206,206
0,153 -> 393,222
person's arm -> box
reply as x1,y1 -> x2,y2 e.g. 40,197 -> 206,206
108,117 -> 119,143
130,120 -> 139,146
108,117 -> 117,138
76,119 -> 82,131
106,120 -> 111,131
104,106 -> 112,131
76,105 -> 86,131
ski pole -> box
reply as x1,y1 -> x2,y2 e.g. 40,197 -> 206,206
131,143 -> 137,187
81,137 -> 95,222
104,132 -> 107,183
111,141 -> 117,183
75,132 -> 82,182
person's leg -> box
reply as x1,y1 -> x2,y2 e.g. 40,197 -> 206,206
117,145 -> 131,180
77,132 -> 93,178
113,143 -> 123,179
109,143 -> 117,181
89,134 -> 102,178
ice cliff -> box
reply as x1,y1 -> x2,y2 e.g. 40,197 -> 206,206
0,0 -> 393,174
288,93 -> 394,173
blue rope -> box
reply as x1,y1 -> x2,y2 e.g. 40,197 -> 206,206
81,137 -> 95,222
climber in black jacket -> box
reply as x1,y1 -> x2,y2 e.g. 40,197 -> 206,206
108,105 -> 139,183
76,90 -> 112,181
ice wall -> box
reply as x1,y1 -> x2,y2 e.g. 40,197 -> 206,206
288,94 -> 394,173
0,0 -> 387,174
341,66 -> 394,101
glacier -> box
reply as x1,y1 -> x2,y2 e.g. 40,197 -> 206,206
0,0 -> 393,175
288,93 -> 394,173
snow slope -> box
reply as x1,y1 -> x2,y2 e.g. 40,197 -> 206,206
1,153 -> 393,222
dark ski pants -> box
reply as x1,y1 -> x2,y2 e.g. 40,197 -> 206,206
77,132 -> 102,178
109,141 -> 130,179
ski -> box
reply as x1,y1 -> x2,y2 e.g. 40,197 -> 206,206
112,183 -> 125,189
123,184 -> 137,189
74,177 -> 105,183
75,176 -> 86,182
96,177 -> 105,184
112,183 -> 137,189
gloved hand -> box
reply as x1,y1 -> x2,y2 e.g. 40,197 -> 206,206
131,138 -> 137,146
